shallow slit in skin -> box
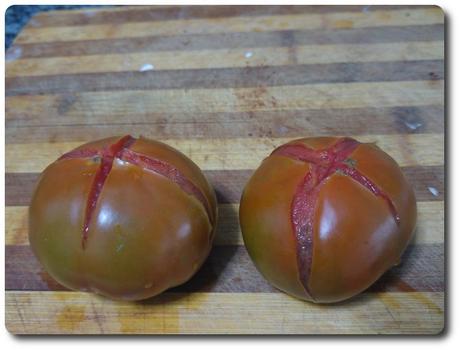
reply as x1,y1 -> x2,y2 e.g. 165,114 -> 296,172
58,148 -> 99,160
57,135 -> 211,249
119,148 -> 212,225
271,138 -> 401,299
81,135 -> 135,248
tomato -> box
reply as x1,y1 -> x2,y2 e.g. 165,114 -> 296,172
29,135 -> 217,301
239,137 -> 417,303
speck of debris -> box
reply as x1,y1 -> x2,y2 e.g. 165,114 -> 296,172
404,120 -> 423,130
139,63 -> 154,72
278,126 -> 289,135
344,158 -> 357,168
427,186 -> 439,197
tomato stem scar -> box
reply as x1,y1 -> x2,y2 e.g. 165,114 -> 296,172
58,135 -> 211,249
271,138 -> 400,298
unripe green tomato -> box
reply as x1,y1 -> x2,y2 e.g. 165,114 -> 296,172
29,135 -> 217,301
239,137 -> 417,303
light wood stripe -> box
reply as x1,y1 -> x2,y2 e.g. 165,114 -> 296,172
5,134 -> 444,173
5,41 -> 444,78
414,201 -> 445,243
5,60 -> 443,96
5,201 -> 443,246
5,291 -> 444,334
15,9 -> 443,44
5,81 -> 444,123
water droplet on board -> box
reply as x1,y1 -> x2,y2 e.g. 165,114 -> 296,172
139,63 -> 154,72
427,186 -> 439,197
404,120 -> 423,131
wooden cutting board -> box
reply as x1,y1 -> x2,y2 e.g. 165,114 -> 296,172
5,5 -> 445,334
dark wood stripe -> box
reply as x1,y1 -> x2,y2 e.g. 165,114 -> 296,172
366,243 -> 444,293
402,166 -> 445,203
34,5 -> 434,27
11,25 -> 444,59
5,166 -> 444,207
5,244 -> 444,293
213,166 -> 446,204
5,60 -> 443,96
5,106 -> 445,143
7,173 -> 40,207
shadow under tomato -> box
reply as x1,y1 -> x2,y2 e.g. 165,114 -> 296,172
331,236 -> 444,307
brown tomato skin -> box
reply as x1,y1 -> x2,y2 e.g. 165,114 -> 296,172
29,136 -> 217,301
239,137 -> 417,303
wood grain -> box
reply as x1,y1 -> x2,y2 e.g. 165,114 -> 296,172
5,60 -> 443,96
4,201 -> 445,246
10,25 -> 444,59
5,134 -> 444,173
5,105 -> 444,143
6,41 -> 444,77
5,81 -> 443,124
5,5 -> 444,334
6,291 -> 444,334
32,5 -> 155,19
5,165 -> 444,209
5,243 -> 444,294
15,8 -> 443,44
31,5 -> 435,27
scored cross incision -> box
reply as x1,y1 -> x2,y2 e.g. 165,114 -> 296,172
119,148 -> 212,222
271,138 -> 400,299
58,135 -> 211,249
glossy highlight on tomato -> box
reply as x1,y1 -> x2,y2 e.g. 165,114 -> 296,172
29,135 -> 217,301
239,137 -> 417,303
